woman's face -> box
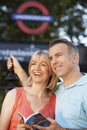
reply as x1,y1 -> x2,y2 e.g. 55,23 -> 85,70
30,57 -> 51,84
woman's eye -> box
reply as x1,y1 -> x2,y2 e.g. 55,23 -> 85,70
31,62 -> 36,65
41,63 -> 46,66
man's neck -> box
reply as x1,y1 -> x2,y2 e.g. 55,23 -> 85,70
62,71 -> 83,87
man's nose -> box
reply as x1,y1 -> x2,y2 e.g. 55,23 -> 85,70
52,58 -> 57,64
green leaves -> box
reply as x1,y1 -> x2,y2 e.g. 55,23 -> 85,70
0,0 -> 87,44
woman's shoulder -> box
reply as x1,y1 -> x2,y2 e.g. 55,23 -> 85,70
5,87 -> 24,99
14,87 -> 25,97
2,88 -> 17,108
6,88 -> 16,97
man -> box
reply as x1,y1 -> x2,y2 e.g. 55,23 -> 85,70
7,39 -> 87,129
34,38 -> 87,130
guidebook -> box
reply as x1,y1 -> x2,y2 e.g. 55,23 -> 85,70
17,112 -> 51,130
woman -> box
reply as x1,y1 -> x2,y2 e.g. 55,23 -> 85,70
0,50 -> 57,130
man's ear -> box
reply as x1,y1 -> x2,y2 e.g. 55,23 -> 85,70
73,53 -> 79,64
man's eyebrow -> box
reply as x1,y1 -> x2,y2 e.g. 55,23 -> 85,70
48,55 -> 52,59
49,52 -> 62,56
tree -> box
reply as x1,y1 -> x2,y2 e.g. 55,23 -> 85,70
0,0 -> 87,44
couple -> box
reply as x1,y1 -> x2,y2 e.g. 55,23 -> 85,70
0,38 -> 87,130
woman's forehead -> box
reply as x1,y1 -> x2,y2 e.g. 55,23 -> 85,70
31,56 -> 49,65
32,54 -> 48,60
32,58 -> 47,63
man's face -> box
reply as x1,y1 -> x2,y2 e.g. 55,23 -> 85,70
49,43 -> 75,78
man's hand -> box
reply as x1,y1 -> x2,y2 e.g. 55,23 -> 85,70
33,118 -> 66,130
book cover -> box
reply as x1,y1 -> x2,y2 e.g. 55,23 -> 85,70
17,112 -> 51,130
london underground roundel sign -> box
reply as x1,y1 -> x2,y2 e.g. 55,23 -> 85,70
12,1 -> 54,35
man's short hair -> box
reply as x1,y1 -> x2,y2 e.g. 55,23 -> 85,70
49,38 -> 79,54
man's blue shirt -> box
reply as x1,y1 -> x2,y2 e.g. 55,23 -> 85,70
55,74 -> 87,129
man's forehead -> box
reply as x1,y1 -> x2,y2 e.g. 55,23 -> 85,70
48,44 -> 69,58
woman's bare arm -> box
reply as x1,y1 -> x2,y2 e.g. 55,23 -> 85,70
7,55 -> 28,86
0,89 -> 16,130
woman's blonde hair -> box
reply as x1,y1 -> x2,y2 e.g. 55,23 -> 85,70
25,50 -> 57,92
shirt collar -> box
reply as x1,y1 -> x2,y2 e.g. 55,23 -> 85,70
55,74 -> 87,91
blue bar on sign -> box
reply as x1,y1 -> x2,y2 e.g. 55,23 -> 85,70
11,14 -> 54,22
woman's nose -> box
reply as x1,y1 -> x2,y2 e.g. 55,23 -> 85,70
36,64 -> 40,69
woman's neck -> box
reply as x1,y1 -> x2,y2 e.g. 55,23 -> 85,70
25,82 -> 48,98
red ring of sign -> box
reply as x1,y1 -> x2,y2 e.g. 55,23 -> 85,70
16,1 -> 49,35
